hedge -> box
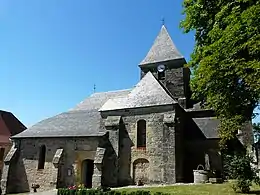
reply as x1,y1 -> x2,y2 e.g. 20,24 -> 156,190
57,188 -> 170,195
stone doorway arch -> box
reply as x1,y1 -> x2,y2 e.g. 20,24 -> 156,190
81,159 -> 94,188
133,158 -> 149,184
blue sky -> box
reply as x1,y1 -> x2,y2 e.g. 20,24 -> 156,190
0,0 -> 259,127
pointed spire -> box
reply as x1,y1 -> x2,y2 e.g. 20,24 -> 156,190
139,25 -> 184,66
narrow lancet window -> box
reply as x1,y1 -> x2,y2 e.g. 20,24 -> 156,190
158,71 -> 165,80
38,145 -> 46,169
137,120 -> 146,148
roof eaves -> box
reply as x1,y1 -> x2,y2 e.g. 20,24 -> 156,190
11,132 -> 107,139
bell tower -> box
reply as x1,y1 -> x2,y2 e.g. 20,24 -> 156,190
139,25 -> 192,108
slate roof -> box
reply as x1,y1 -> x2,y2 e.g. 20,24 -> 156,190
73,89 -> 131,111
13,89 -> 131,138
12,110 -> 105,138
99,72 -> 177,111
193,117 -> 220,139
139,25 -> 184,66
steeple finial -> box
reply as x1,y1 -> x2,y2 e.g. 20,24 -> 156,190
161,17 -> 165,25
93,84 -> 96,93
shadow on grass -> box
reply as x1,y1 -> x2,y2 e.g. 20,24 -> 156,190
246,190 -> 260,194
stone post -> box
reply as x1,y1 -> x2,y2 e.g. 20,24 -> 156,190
163,113 -> 176,183
93,148 -> 105,188
1,145 -> 17,195
104,116 -> 121,186
52,149 -> 64,188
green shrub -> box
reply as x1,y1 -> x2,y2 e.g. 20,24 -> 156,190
76,189 -> 90,195
223,152 -> 260,193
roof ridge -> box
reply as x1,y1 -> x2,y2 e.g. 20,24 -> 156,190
99,72 -> 177,111
126,71 -> 177,105
0,110 -> 11,114
91,88 -> 132,96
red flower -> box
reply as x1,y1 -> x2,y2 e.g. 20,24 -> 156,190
68,185 -> 77,190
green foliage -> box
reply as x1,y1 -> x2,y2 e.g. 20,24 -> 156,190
253,122 -> 260,141
223,152 -> 260,193
231,179 -> 251,193
181,1 -> 260,192
181,0 -> 260,145
57,189 -> 155,195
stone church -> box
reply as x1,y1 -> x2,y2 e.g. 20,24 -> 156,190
1,25 -> 253,194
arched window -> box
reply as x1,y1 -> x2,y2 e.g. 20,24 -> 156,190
38,145 -> 46,169
137,120 -> 146,148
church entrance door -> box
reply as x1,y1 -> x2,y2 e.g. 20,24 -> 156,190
82,159 -> 94,188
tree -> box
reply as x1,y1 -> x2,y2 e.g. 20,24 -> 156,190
180,0 -> 260,145
180,0 -> 260,192
253,122 -> 260,142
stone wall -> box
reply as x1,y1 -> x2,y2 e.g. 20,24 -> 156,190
125,112 -> 166,184
174,106 -> 185,182
101,105 -> 178,185
99,133 -> 118,187
118,122 -> 132,186
5,137 -> 99,193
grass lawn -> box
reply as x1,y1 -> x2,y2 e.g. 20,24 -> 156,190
116,182 -> 260,195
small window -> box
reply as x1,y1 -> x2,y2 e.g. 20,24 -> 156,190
158,71 -> 165,80
38,145 -> 46,169
137,120 -> 146,148
0,148 -> 5,161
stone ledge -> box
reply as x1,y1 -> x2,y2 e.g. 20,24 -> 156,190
209,178 -> 223,184
52,148 -> 64,166
105,116 -> 121,129
4,145 -> 17,164
94,147 -> 106,164
163,113 -> 175,124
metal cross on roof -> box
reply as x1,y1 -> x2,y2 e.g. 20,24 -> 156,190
93,84 -> 96,93
161,17 -> 165,25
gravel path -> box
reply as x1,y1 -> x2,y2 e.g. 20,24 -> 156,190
9,189 -> 57,195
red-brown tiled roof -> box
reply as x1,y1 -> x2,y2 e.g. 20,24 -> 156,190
0,111 -> 26,143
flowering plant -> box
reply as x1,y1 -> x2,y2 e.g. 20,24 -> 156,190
68,184 -> 86,191
68,185 -> 77,190
77,184 -> 85,189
